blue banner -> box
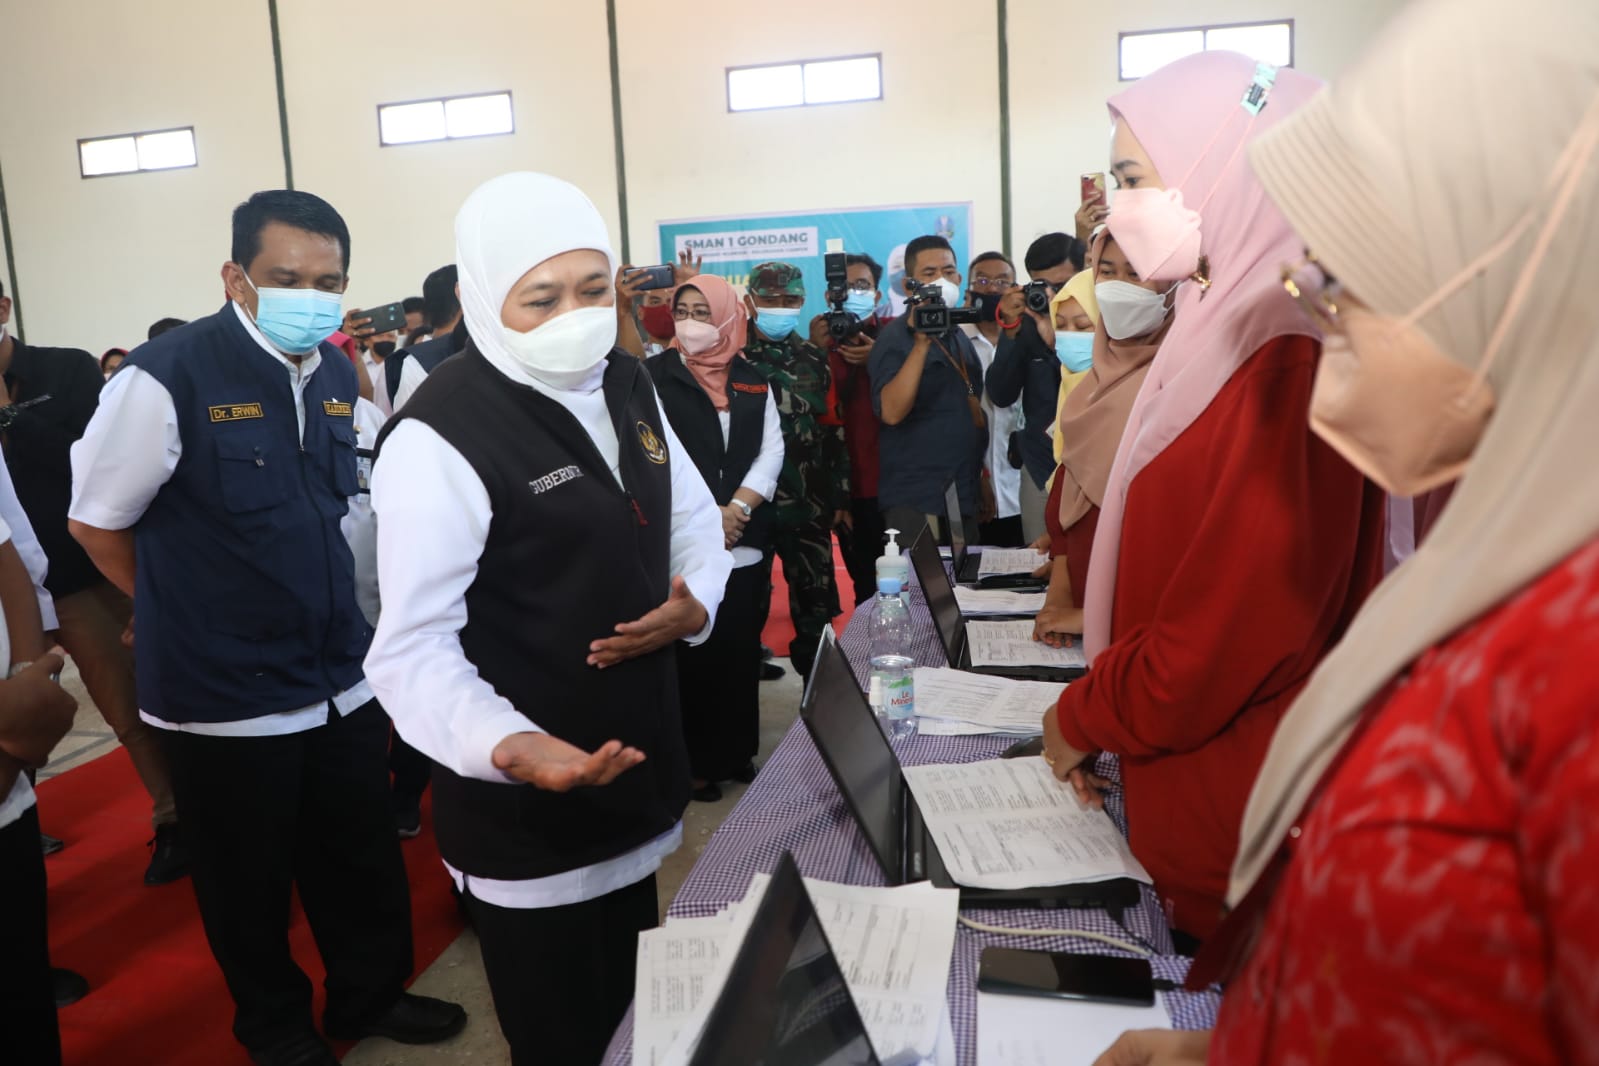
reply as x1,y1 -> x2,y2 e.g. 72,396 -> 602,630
657,202 -> 975,321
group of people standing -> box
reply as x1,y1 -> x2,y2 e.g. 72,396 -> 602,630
1042,0 -> 1598,1062
2,0 -> 1595,1064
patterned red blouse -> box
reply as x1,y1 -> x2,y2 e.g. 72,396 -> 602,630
1211,536 -> 1599,1065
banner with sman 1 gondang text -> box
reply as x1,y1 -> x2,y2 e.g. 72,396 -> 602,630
657,202 -> 974,322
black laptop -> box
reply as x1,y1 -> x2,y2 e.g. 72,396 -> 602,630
945,482 -> 1045,590
799,633 -> 1136,916
687,852 -> 881,1066
910,527 -> 1085,683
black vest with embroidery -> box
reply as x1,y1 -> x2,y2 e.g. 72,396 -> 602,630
648,350 -> 773,551
380,346 -> 688,879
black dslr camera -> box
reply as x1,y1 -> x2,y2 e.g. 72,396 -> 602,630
822,251 -> 868,340
908,280 -> 982,335
1022,278 -> 1055,315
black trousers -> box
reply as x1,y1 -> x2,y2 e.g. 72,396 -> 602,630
465,874 -> 658,1066
388,727 -> 431,808
838,497 -> 885,606
754,514 -> 841,681
0,803 -> 60,1066
160,700 -> 415,1052
979,515 -> 1025,547
676,562 -> 763,782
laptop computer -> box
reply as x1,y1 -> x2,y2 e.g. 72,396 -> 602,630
945,482 -> 1045,590
910,527 -> 1084,683
687,851 -> 881,1066
799,632 -> 1136,916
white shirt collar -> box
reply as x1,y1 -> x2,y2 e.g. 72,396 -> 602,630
231,300 -> 323,380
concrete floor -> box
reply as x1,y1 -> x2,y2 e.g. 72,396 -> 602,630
41,654 -> 808,1065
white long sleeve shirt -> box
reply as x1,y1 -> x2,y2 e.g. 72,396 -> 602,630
389,356 -> 430,413
364,359 -> 730,909
965,328 -> 1023,521
67,303 -> 374,735
340,397 -> 386,627
0,515 -> 34,831
724,390 -> 785,569
0,461 -> 58,631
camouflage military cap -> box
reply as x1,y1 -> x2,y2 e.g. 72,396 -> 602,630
748,261 -> 805,298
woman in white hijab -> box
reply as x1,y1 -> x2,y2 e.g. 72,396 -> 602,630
1094,0 -> 1599,1062
364,173 -> 729,1065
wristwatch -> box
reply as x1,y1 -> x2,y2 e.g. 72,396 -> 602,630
733,499 -> 753,519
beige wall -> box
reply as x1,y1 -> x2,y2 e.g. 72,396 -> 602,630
1007,0 -> 1406,266
0,0 -> 1408,351
276,0 -> 620,318
0,0 -> 283,353
615,0 -> 1004,270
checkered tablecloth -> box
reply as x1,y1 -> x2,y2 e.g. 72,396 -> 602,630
604,564 -> 1219,1065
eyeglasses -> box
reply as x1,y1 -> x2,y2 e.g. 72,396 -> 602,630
845,279 -> 876,292
969,276 -> 1014,291
1280,253 -> 1343,330
673,307 -> 713,322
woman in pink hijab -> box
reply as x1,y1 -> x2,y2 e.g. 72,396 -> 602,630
1039,51 -> 1388,945
647,274 -> 784,803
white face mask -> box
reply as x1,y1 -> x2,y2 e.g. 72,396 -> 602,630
674,318 -> 721,356
935,277 -> 962,308
501,305 -> 617,378
1095,280 -> 1169,340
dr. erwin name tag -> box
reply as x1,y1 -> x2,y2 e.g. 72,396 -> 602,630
209,403 -> 264,422
323,400 -> 353,418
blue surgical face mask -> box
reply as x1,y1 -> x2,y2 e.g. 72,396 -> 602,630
842,290 -> 878,318
1054,330 -> 1095,373
756,306 -> 802,341
241,272 -> 344,354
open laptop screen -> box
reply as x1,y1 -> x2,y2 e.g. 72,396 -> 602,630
799,634 -> 905,884
908,527 -> 963,666
688,853 -> 880,1066
943,481 -> 969,567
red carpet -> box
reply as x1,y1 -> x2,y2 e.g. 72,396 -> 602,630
37,750 -> 464,1066
33,540 -> 851,1064
760,536 -> 855,655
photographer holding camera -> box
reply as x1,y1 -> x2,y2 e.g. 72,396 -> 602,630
868,235 -> 987,546
962,251 -> 1025,546
986,232 -> 1085,541
810,254 -> 888,605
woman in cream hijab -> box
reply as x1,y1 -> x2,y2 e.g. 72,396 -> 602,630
1095,0 -> 1599,1062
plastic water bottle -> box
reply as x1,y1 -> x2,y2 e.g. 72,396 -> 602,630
869,575 -> 917,740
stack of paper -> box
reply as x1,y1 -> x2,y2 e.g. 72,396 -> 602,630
967,619 -> 1087,670
636,874 -> 962,1066
901,758 -> 1152,891
913,669 -> 1061,736
953,587 -> 1049,615
978,989 -> 1172,1065
977,548 -> 1049,578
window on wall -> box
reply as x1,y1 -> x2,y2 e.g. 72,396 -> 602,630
1119,20 -> 1293,80
78,127 -> 197,178
377,91 -> 515,146
727,55 -> 882,112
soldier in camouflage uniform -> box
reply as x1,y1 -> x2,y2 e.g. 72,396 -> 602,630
741,261 -> 848,680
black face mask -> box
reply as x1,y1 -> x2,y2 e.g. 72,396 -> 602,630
970,291 -> 1003,322
373,341 -> 396,359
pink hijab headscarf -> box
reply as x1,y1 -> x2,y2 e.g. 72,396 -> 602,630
667,274 -> 747,412
1082,52 -> 1323,658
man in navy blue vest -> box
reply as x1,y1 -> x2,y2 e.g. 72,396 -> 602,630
67,191 -> 464,1066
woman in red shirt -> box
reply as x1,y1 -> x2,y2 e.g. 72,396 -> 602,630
1040,52 -> 1388,943
1093,0 -> 1599,1062
1036,233 -> 1173,646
